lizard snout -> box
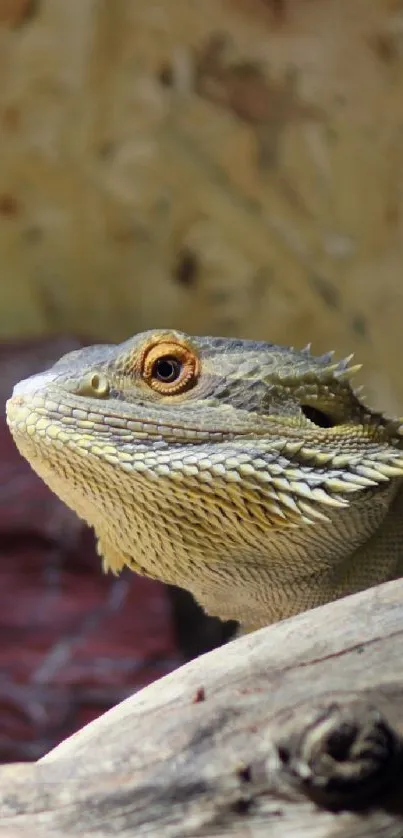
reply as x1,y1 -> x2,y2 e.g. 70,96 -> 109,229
12,371 -> 58,398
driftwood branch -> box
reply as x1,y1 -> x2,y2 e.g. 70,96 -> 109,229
1,579 -> 403,837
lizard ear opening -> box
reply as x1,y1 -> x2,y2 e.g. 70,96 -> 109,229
301,405 -> 336,428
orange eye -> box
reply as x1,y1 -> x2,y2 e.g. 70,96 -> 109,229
140,340 -> 200,395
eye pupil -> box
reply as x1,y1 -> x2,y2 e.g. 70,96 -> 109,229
153,356 -> 182,383
301,405 -> 335,428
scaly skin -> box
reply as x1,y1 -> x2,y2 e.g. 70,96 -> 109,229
6,330 -> 403,632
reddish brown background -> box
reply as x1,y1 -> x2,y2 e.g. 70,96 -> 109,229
0,339 -> 181,762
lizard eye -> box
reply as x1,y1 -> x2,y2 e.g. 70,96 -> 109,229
139,339 -> 200,395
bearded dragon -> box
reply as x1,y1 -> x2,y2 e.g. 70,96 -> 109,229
6,330 -> 403,632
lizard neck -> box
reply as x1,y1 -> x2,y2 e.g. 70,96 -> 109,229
189,481 -> 403,631
328,479 -> 403,597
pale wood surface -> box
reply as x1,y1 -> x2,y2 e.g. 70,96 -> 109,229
1,578 -> 403,837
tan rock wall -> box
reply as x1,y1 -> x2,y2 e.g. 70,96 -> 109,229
0,0 -> 402,412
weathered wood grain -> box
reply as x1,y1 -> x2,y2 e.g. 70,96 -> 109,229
1,578 -> 403,837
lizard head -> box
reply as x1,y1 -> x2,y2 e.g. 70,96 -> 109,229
6,330 -> 403,627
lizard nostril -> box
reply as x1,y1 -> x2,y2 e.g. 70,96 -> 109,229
76,372 -> 110,399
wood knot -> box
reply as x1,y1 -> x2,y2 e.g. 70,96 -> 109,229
277,702 -> 403,810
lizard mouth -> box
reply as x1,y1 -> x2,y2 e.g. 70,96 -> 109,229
6,390 -> 242,446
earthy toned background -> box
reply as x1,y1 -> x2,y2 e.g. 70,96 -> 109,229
0,0 -> 403,409
1,0 -> 403,761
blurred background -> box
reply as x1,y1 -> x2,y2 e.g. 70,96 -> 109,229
1,0 -> 403,762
